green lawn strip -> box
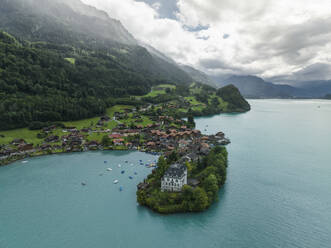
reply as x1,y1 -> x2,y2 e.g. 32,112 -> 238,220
86,132 -> 104,143
63,116 -> 100,130
106,105 -> 133,116
0,128 -> 41,146
0,105 -> 133,146
119,114 -> 153,127
184,96 -> 201,106
155,84 -> 176,89
142,84 -> 177,98
64,57 -> 76,64
144,89 -> 166,98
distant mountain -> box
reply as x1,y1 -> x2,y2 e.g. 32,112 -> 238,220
213,75 -> 304,98
211,75 -> 331,98
287,80 -> 331,97
140,42 -> 216,87
180,65 -> 217,87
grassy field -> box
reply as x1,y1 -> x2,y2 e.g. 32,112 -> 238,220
143,84 -> 176,98
64,57 -> 76,64
185,96 -> 200,105
0,128 -> 41,146
119,114 -> 153,127
144,90 -> 165,98
0,105 -> 132,146
106,105 -> 133,116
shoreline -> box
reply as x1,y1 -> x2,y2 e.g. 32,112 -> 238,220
0,107 -> 235,168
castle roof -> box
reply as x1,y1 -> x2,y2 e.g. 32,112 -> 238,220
164,163 -> 186,178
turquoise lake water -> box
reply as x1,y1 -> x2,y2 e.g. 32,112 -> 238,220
1,100 -> 331,248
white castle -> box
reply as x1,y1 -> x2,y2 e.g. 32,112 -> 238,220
161,163 -> 187,192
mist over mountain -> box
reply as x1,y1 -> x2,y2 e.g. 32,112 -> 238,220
211,75 -> 331,99
0,0 -> 212,85
0,0 -> 136,45
180,65 -> 217,87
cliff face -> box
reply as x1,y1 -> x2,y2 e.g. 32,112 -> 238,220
0,0 -> 137,46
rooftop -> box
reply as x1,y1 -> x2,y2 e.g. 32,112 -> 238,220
164,163 -> 187,178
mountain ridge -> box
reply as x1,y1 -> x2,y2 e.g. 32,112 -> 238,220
212,74 -> 331,98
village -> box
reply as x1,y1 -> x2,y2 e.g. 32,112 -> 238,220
0,104 -> 230,167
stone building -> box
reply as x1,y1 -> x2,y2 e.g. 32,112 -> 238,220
161,163 -> 187,192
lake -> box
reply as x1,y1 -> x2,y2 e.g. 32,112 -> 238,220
1,100 -> 331,248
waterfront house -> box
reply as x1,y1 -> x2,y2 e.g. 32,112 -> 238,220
109,133 -> 122,139
18,143 -> 34,151
45,135 -> 59,143
11,139 -> 25,146
86,141 -> 99,150
161,163 -> 187,192
113,139 -> 124,146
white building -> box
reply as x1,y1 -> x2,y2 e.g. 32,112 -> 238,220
161,163 -> 187,192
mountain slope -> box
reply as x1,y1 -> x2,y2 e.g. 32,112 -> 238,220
0,0 -> 250,131
0,31 -> 155,130
0,0 -> 193,85
288,80 -> 331,97
214,75 -> 311,98
140,42 -> 216,87
0,0 -> 136,46
180,65 -> 217,87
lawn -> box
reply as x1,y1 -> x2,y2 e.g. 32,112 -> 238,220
0,128 -> 42,146
106,105 -> 133,116
144,89 -> 166,98
156,84 -> 176,89
120,115 -> 153,127
142,84 -> 176,98
0,105 -> 132,146
64,57 -> 76,64
185,96 -> 203,106
63,116 -> 101,130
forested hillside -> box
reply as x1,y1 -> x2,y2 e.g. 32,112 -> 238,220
0,0 -> 250,131
0,0 -> 192,85
0,0 -> 193,130
0,31 -> 157,130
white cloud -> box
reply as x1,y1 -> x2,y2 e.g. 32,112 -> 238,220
152,2 -> 161,10
82,0 -> 331,81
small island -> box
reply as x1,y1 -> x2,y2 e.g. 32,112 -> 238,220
137,146 -> 228,213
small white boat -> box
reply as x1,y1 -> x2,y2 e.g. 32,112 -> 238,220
113,180 -> 119,184
118,164 -> 121,168
22,161 -> 28,164
107,168 -> 112,171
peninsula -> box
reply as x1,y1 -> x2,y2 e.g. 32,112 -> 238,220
0,83 -> 249,167
0,82 -> 249,213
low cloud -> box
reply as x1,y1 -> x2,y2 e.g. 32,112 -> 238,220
82,0 -> 331,80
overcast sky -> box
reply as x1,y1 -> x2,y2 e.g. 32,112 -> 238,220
82,0 -> 331,82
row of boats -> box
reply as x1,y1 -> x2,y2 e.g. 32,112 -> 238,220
82,158 -> 157,191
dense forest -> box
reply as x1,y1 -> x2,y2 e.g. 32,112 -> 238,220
217,85 -> 251,112
0,0 -> 250,131
0,31 -> 161,130
0,0 -> 197,130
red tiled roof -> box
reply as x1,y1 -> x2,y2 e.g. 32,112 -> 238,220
109,134 -> 122,139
